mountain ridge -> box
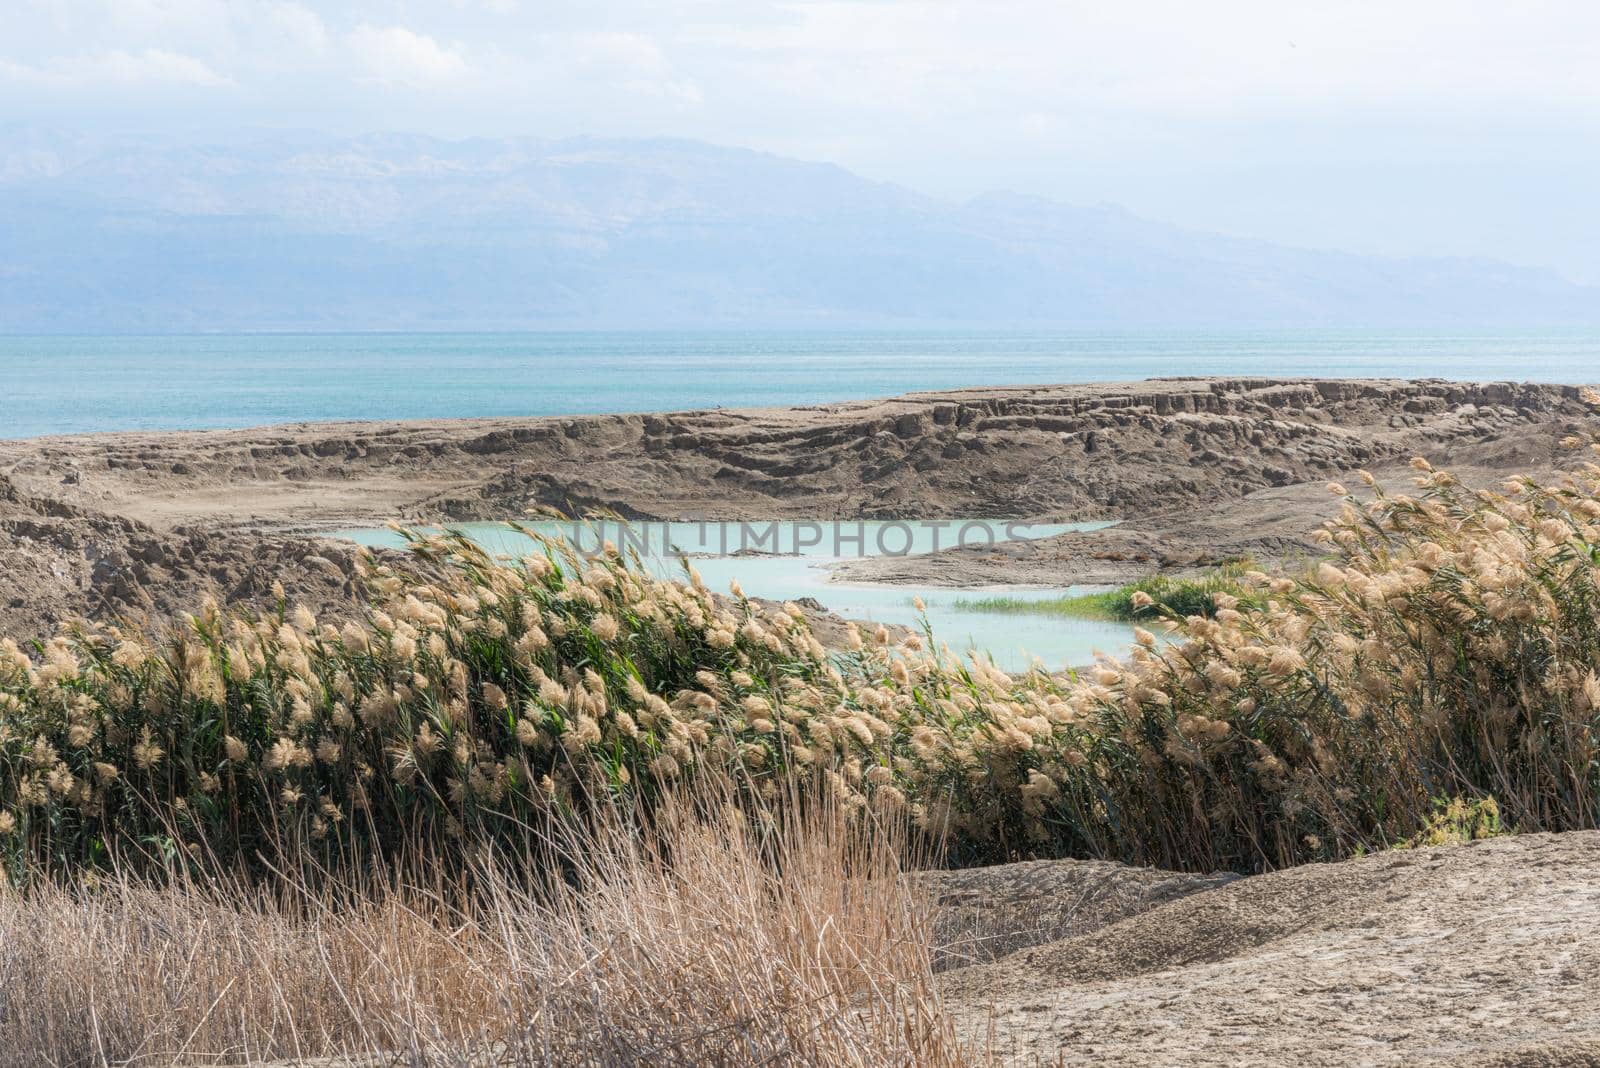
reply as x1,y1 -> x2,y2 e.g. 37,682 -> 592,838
1,127 -> 1596,331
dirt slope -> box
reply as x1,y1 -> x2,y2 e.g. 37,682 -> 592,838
2,378 -> 1592,535
0,473 -> 879,646
0,378 -> 1595,637
935,832 -> 1600,1066
0,473 -> 369,640
918,859 -> 1238,972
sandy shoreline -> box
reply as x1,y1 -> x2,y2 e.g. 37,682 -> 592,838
1,376 -> 1596,637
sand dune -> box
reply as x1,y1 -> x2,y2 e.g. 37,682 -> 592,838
933,833 -> 1600,1066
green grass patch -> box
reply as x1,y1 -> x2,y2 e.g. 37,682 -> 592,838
956,562 -> 1252,621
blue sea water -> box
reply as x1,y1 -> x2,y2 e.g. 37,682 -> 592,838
2,329 -> 1598,439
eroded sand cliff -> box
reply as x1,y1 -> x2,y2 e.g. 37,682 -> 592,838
1,377 -> 1595,637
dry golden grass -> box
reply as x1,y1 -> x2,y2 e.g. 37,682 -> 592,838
10,450 -> 1600,878
0,780 -> 975,1067
11,439 -> 1600,1060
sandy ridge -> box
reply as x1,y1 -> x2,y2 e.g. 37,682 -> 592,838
3,377 -> 1591,533
934,833 -> 1600,1066
0,377 -> 1594,638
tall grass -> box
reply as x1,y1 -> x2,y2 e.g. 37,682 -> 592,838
0,778 -> 972,1067
6,442 -> 1600,876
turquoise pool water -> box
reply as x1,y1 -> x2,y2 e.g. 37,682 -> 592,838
332,519 -> 1137,672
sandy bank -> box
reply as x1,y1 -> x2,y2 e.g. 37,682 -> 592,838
931,832 -> 1600,1065
0,377 -> 1594,636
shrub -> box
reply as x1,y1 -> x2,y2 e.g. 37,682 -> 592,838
1020,455 -> 1600,869
0,529 -> 878,879
5,447 -> 1600,876
1399,795 -> 1508,849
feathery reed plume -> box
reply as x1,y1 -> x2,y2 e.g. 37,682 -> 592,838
8,454 -> 1600,877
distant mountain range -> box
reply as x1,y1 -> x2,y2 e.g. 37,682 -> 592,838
2,127 -> 1596,331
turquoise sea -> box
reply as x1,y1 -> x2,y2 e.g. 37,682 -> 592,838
2,329 -> 1598,439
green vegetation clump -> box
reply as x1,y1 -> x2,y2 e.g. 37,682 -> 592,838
957,562 -> 1252,621
6,452 -> 1600,879
1399,796 -> 1509,849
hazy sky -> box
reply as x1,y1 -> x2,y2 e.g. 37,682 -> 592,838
6,1 -> 1600,283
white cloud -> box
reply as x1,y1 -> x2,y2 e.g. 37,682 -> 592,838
0,47 -> 233,89
9,1 -> 1600,121
562,31 -> 703,103
102,0 -> 234,39
265,2 -> 329,54
347,24 -> 470,88
685,0 -> 1600,120
4,0 -> 1600,281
